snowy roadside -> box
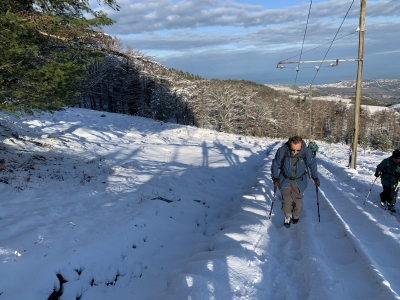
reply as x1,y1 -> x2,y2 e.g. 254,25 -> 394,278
0,108 -> 271,299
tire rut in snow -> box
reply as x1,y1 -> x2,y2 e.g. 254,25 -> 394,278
265,224 -> 308,300
314,163 -> 400,298
317,153 -> 400,224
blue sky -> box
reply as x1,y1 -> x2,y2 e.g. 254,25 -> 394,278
98,0 -> 400,85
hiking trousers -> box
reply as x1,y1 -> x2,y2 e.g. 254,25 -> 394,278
380,185 -> 398,206
281,180 -> 303,218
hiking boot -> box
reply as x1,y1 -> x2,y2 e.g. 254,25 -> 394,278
284,216 -> 291,228
292,218 -> 299,224
388,205 -> 396,213
380,201 -> 386,208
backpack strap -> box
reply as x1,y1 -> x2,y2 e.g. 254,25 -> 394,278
280,150 -> 310,180
385,158 -> 397,176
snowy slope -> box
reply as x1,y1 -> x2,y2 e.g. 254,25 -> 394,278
1,108 -> 399,300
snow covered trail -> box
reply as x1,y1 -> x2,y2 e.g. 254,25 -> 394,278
261,145 -> 396,299
161,142 -> 400,299
260,143 -> 335,300
156,142 -> 281,299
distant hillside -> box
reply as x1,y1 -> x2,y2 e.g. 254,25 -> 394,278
73,44 -> 398,145
310,79 -> 400,104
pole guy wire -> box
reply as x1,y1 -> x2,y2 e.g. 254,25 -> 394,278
295,0 -> 313,86
280,30 -> 357,64
311,0 -> 356,84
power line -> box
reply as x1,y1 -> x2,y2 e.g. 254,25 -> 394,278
311,0 -> 356,84
295,0 -> 313,86
280,31 -> 357,63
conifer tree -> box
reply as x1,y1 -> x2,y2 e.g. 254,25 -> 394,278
0,0 -> 119,113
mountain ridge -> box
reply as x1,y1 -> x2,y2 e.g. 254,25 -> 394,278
302,78 -> 400,103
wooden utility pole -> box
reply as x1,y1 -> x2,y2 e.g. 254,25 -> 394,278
350,0 -> 366,170
297,112 -> 299,136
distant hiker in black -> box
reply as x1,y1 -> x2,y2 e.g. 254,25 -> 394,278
348,144 -> 352,167
375,149 -> 400,212
271,136 -> 320,227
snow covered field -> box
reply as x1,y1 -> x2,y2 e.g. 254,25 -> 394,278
289,94 -> 353,103
1,108 -> 400,299
264,84 -> 299,94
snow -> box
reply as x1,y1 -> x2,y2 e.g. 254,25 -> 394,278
264,84 -> 299,94
393,103 -> 400,109
308,96 -> 352,103
357,105 -> 393,113
288,94 -> 352,103
1,108 -> 400,300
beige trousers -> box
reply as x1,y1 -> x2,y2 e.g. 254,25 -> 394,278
281,180 -> 303,219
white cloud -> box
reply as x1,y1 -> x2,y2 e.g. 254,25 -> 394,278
99,0 -> 400,35
374,49 -> 400,55
96,0 -> 400,84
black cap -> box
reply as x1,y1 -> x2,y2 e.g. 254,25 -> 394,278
392,149 -> 400,159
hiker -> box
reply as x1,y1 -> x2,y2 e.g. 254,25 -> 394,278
308,140 -> 319,157
348,144 -> 352,167
374,149 -> 400,212
271,136 -> 320,227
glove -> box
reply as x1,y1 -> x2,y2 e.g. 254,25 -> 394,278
273,178 -> 280,188
374,171 -> 381,177
313,178 -> 320,187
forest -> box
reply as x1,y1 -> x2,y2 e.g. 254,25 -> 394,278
1,0 -> 399,151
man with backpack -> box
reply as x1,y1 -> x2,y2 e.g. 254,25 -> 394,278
271,136 -> 320,227
374,149 -> 400,212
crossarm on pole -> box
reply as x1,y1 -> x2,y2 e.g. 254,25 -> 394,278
276,58 -> 359,68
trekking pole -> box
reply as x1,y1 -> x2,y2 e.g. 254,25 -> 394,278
268,186 -> 277,219
395,180 -> 400,192
363,177 -> 378,205
316,186 -> 320,222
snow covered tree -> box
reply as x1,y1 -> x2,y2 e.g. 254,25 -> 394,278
322,102 -> 349,142
368,110 -> 399,150
207,81 -> 245,133
371,130 -> 392,151
187,81 -> 212,129
359,135 -> 370,153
